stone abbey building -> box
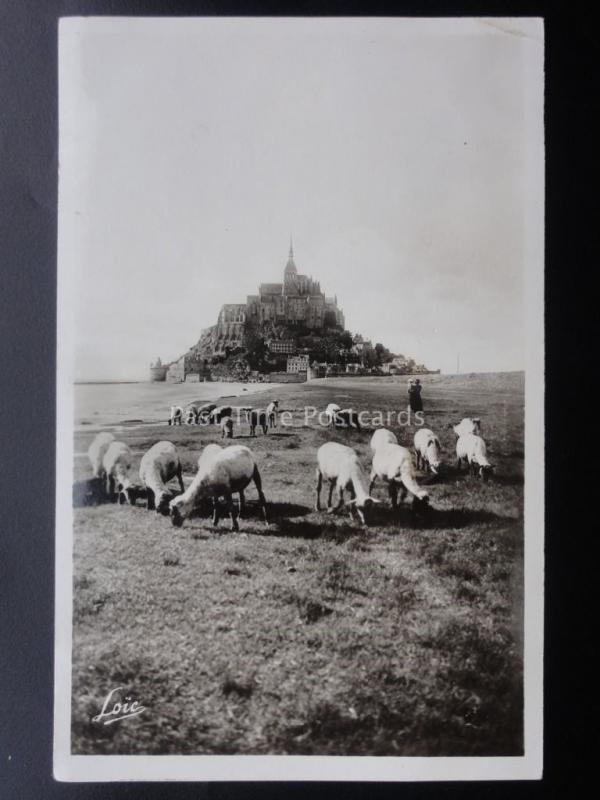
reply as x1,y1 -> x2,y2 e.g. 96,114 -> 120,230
213,241 -> 345,355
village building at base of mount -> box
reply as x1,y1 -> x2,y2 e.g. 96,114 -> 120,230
150,243 -> 438,384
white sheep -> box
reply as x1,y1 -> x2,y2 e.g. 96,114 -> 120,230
169,444 -> 268,531
230,405 -> 253,424
221,416 -> 234,439
369,443 -> 429,509
102,441 -> 134,504
197,403 -> 217,423
249,409 -> 268,436
456,433 -> 494,481
335,409 -> 361,430
184,405 -> 199,425
168,406 -> 183,426
370,428 -> 398,454
87,431 -> 115,479
139,441 -> 185,514
315,442 -> 379,525
414,428 -> 442,474
324,403 -> 341,426
452,417 -> 481,438
210,405 -> 233,424
266,400 -> 279,428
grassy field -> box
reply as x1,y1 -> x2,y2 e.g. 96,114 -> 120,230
71,372 -> 524,756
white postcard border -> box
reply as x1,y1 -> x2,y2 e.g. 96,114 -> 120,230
54,16 -> 545,782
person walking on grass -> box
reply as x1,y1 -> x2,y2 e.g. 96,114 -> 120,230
408,378 -> 423,413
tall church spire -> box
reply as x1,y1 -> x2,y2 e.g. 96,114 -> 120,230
284,235 -> 298,294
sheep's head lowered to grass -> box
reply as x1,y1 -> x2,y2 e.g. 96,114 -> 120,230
412,492 -> 431,514
170,502 -> 185,527
169,491 -> 198,526
155,489 -> 176,516
116,479 -> 133,505
426,438 -> 442,474
346,495 -> 380,525
477,463 -> 495,482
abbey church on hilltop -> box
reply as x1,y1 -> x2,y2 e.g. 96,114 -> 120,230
213,241 -> 345,354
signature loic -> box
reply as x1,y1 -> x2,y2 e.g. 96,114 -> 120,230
92,686 -> 146,726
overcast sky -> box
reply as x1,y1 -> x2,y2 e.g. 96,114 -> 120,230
59,17 -> 543,382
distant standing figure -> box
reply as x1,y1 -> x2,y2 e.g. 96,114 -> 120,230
408,378 -> 423,413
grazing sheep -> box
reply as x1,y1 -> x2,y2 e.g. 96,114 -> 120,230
197,403 -> 217,423
452,417 -> 481,438
169,444 -> 268,531
324,403 -> 341,426
369,443 -> 429,510
230,405 -> 253,423
414,428 -> 443,475
266,400 -> 279,428
456,433 -> 494,481
370,428 -> 398,454
210,405 -> 233,424
87,431 -> 115,479
221,416 -> 234,439
249,409 -> 268,437
334,408 -> 361,430
168,406 -> 183,426
315,442 -> 379,525
139,441 -> 185,514
102,441 -> 134,504
184,405 -> 199,425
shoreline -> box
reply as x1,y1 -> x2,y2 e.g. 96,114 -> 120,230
74,380 -> 280,431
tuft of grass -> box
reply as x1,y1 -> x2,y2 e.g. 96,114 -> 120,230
221,677 -> 254,699
297,598 -> 334,624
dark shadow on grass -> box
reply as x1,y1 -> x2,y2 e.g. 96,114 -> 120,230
237,431 -> 297,440
274,517 -> 363,542
85,483 -> 152,509
267,501 -> 312,519
491,473 -> 524,487
72,478 -> 109,507
450,468 -> 523,487
419,507 -> 516,530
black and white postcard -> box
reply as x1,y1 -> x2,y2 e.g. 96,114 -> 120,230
54,17 -> 544,781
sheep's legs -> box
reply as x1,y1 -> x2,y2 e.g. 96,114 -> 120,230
333,487 -> 345,513
326,479 -> 336,513
348,486 -> 357,519
238,489 -> 246,518
147,489 -> 155,511
212,497 -> 220,527
388,482 -> 398,510
176,465 -> 184,493
369,471 -> 377,496
315,468 -> 323,511
224,491 -> 239,532
252,465 -> 269,524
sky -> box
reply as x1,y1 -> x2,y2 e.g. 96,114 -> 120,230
58,17 -> 544,382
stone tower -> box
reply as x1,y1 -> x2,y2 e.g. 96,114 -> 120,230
283,237 -> 298,295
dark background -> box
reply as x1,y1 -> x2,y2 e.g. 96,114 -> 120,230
0,1 -> 594,797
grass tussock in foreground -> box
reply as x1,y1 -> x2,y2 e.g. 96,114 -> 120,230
71,372 -> 524,755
